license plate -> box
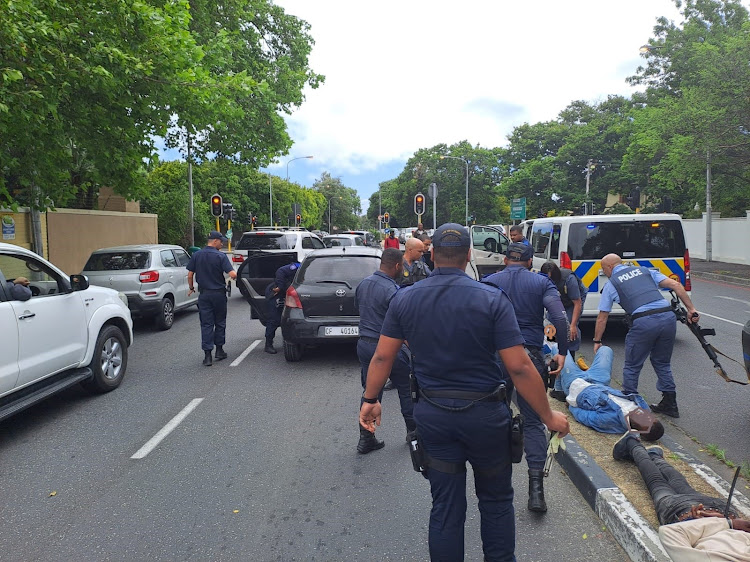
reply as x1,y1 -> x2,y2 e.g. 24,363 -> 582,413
323,326 -> 358,336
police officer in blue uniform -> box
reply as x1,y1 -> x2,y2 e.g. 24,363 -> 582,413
483,242 -> 568,513
355,248 -> 414,454
263,261 -> 300,354
359,224 -> 569,561
187,231 -> 237,366
594,253 -> 699,418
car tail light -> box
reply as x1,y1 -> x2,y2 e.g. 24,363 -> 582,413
684,249 -> 691,291
139,270 -> 159,283
559,251 -> 572,270
285,286 -> 303,308
232,254 -> 244,263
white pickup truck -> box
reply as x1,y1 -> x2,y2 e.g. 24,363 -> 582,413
0,243 -> 133,422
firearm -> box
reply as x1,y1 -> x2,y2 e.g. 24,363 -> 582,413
669,290 -> 746,385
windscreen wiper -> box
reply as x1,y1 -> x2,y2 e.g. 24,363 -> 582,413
316,280 -> 352,289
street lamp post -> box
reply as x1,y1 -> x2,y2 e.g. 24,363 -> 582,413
328,196 -> 341,233
268,172 -> 273,226
440,155 -> 469,226
286,155 -> 314,182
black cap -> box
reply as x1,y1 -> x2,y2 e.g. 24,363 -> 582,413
432,223 -> 470,248
506,242 -> 533,261
208,230 -> 228,242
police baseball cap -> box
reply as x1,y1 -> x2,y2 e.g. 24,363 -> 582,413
432,223 -> 470,248
506,242 -> 533,261
208,230 -> 228,242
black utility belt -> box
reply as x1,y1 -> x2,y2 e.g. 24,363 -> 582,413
359,336 -> 380,344
630,306 -> 673,321
200,288 -> 226,293
419,386 -> 507,403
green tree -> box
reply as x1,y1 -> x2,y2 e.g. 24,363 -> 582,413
312,173 -> 361,231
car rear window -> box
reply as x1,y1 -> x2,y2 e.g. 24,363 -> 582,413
237,233 -> 294,250
323,237 -> 354,247
84,252 -> 151,271
567,220 -> 686,260
298,255 -> 380,285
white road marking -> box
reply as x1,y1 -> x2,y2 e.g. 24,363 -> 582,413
131,398 -> 204,459
716,296 -> 750,306
230,339 -> 261,367
698,312 -> 744,327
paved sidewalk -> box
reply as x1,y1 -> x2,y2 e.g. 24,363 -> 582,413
691,258 -> 750,286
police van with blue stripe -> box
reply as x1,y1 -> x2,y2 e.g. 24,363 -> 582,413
519,213 -> 690,318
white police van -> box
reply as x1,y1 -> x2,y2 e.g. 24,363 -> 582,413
519,214 -> 690,318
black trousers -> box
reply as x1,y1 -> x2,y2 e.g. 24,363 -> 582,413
198,291 -> 227,351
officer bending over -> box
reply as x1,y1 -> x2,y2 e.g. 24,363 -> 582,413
187,231 -> 237,366
594,253 -> 699,418
355,248 -> 415,454
360,223 -> 569,562
483,242 -> 568,513
263,261 -> 300,354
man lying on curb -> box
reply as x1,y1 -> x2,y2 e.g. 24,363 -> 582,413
613,431 -> 750,560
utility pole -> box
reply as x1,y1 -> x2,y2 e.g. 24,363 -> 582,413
706,150 -> 712,262
187,135 -> 194,247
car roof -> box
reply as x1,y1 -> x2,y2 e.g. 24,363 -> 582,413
522,213 -> 682,224
89,244 -> 185,252
306,247 -> 382,258
324,234 -> 361,239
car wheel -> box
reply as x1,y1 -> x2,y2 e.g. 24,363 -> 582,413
283,340 -> 304,362
155,297 -> 175,330
81,325 -> 128,394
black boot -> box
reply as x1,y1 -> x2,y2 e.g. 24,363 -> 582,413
650,391 -> 679,418
357,424 -> 385,454
202,350 -> 213,367
215,346 -> 228,361
264,338 -> 277,354
527,469 -> 547,513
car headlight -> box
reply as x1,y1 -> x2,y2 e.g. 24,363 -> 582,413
117,292 -> 128,306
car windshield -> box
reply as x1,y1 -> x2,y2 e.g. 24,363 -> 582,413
84,251 -> 151,271
323,237 -> 353,247
567,220 -> 686,260
237,233 -> 294,250
298,255 -> 379,285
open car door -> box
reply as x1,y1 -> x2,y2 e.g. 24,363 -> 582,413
466,225 -> 508,280
237,252 -> 298,326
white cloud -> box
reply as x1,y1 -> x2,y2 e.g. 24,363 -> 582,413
273,0 -> 682,177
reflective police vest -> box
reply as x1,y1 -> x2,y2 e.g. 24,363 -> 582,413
607,266 -> 663,315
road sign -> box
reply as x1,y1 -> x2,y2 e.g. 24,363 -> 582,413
510,197 -> 526,220
428,183 -> 437,199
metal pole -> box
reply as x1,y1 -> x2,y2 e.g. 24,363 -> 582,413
706,150 -> 712,262
433,190 -> 437,231
585,159 -> 592,199
269,172 -> 273,226
328,198 -> 332,233
464,158 -> 469,227
187,136 -> 194,247
379,188 -> 382,232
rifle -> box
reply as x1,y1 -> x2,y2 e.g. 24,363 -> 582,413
669,291 -> 749,385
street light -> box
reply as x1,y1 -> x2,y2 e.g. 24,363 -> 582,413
286,155 -> 314,181
440,155 -> 469,226
328,196 -> 342,233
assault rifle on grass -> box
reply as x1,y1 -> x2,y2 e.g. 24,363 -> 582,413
669,291 -> 749,385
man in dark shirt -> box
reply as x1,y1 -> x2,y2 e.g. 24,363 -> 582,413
5,276 -> 32,301
354,248 -> 414,453
263,262 -> 300,354
187,231 -> 237,366
360,224 -> 569,560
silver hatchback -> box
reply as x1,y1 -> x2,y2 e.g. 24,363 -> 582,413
82,244 -> 198,330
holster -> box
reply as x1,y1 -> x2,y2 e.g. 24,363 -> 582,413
409,372 -> 419,403
510,413 -> 524,464
406,430 -> 429,478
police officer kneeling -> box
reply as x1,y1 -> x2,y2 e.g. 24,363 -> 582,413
187,231 -> 237,366
359,223 -> 570,562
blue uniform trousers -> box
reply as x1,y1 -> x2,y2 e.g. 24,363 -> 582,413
265,297 -> 283,340
514,349 -> 548,470
357,338 -> 414,431
623,311 -> 676,394
415,399 -> 515,562
198,290 -> 227,351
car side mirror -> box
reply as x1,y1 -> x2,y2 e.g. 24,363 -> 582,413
70,274 -> 90,291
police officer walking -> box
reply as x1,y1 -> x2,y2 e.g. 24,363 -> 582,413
263,261 -> 300,354
484,242 -> 569,513
594,253 -> 699,418
359,224 -> 569,561
187,231 -> 237,366
355,248 -> 415,454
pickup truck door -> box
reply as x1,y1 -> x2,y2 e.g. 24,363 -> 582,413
467,225 -> 508,279
0,296 -> 20,395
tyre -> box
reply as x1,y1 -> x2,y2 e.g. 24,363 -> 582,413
283,340 -> 304,362
154,297 -> 175,330
81,325 -> 128,394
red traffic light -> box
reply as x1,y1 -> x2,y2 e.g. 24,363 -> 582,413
414,192 -> 425,215
211,194 -> 223,217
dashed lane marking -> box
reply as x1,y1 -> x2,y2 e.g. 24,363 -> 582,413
131,398 -> 204,459
230,339 -> 262,367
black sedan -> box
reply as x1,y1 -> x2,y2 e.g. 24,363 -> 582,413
280,247 -> 381,361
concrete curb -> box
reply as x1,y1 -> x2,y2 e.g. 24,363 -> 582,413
691,270 -> 750,287
554,432 -> 750,561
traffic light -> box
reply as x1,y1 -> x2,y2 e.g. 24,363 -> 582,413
414,193 -> 425,215
211,194 -> 223,217
295,213 -> 302,225
383,212 -> 389,224
251,215 -> 258,226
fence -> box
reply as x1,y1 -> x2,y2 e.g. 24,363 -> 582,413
683,211 -> 750,264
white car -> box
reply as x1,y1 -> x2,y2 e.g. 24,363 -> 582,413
0,243 -> 133,421
231,228 -> 325,272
